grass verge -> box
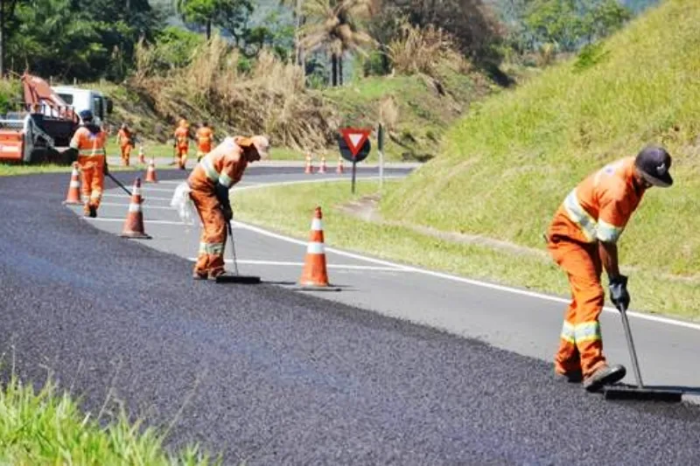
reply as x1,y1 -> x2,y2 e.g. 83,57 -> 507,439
0,375 -> 217,465
234,179 -> 700,321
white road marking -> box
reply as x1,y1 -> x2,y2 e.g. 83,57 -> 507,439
102,193 -> 173,201
138,187 -> 177,193
231,220 -> 700,332
85,218 -> 187,225
187,257 -> 407,271
100,202 -> 176,210
231,176 -> 403,192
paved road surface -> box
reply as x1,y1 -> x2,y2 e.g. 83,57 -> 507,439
1,167 -> 699,465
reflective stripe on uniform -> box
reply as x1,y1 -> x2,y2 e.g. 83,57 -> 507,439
200,155 -> 219,182
597,220 -> 623,243
218,173 -> 233,187
78,148 -> 105,156
574,321 -> 601,342
560,321 -> 576,344
563,189 -> 597,242
199,242 -> 224,255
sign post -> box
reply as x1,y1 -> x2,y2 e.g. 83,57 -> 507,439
378,124 -> 385,190
337,127 -> 372,194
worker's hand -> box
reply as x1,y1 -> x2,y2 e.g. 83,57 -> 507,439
609,274 -> 630,311
222,205 -> 233,221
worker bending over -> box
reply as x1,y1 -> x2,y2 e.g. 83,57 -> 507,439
70,110 -> 108,218
546,146 -> 673,392
117,123 -> 134,166
188,135 -> 270,280
196,122 -> 214,162
174,119 -> 190,170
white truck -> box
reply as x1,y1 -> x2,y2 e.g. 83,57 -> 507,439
0,74 -> 113,164
51,85 -> 113,127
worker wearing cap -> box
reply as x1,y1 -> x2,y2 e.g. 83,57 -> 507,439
188,135 -> 270,280
174,119 -> 190,170
546,146 -> 673,392
70,109 -> 108,218
117,123 -> 134,167
196,122 -> 214,162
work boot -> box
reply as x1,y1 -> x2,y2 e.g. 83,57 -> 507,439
192,271 -> 208,280
583,364 -> 626,392
89,206 -> 97,218
83,204 -> 91,217
554,369 -> 583,384
208,270 -> 229,281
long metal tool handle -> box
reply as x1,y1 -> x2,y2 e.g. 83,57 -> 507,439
617,303 -> 644,388
227,220 -> 239,276
106,172 -> 133,197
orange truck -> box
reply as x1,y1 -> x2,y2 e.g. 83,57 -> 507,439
0,73 -> 112,164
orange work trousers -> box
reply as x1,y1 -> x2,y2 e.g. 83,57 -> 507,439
120,144 -> 132,166
77,155 -> 105,210
547,235 -> 607,378
176,145 -> 188,169
190,187 -> 227,277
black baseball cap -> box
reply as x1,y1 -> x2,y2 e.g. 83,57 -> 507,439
635,145 -> 673,187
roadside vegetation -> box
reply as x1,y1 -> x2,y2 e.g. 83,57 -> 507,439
236,0 -> 700,321
0,375 -> 217,465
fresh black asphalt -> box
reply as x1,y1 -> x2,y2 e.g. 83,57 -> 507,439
1,169 -> 699,465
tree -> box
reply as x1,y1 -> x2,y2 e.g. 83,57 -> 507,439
175,0 -> 252,41
0,0 -> 23,76
299,0 -> 375,86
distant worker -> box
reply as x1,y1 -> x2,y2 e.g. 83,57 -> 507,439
70,110 -> 108,218
196,121 -> 214,162
188,135 -> 270,280
174,119 -> 190,170
117,123 -> 134,167
545,146 -> 673,392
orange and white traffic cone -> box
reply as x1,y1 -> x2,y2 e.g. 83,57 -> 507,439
336,157 -> 344,174
120,178 -> 151,239
299,206 -> 330,288
62,162 -> 82,205
138,145 -> 145,164
304,153 -> 314,174
145,157 -> 158,183
319,155 -> 327,174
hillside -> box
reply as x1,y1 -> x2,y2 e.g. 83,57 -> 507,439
382,0 -> 700,280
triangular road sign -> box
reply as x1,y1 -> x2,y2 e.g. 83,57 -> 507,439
340,128 -> 372,158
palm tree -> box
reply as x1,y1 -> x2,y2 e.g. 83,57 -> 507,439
298,0 -> 375,86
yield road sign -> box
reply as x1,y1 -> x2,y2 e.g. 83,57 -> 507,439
338,128 -> 372,163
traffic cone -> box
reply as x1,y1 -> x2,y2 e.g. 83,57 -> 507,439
138,145 -> 145,164
62,162 -> 82,205
299,206 -> 330,287
120,178 -> 151,239
304,153 -> 314,174
336,157 -> 344,174
145,157 -> 158,183
319,155 -> 327,174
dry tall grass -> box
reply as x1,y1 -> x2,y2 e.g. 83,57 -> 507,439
131,36 -> 340,151
388,22 -> 455,77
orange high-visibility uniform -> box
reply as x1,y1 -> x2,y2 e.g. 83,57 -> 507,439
187,137 -> 252,277
70,125 -> 107,211
174,125 -> 189,169
546,157 -> 645,377
196,126 -> 214,162
117,128 -> 133,166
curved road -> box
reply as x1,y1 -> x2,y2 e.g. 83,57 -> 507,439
1,168 -> 699,465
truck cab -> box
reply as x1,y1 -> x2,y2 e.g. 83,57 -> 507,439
51,86 -> 113,127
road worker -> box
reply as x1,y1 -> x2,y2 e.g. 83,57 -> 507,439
174,119 -> 190,170
545,146 -> 673,392
196,121 -> 214,162
188,135 -> 270,280
70,110 -> 108,218
117,123 -> 134,166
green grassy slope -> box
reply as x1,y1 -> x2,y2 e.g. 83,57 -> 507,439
382,0 -> 700,280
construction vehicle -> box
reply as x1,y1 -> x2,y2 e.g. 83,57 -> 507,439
0,73 -> 112,164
